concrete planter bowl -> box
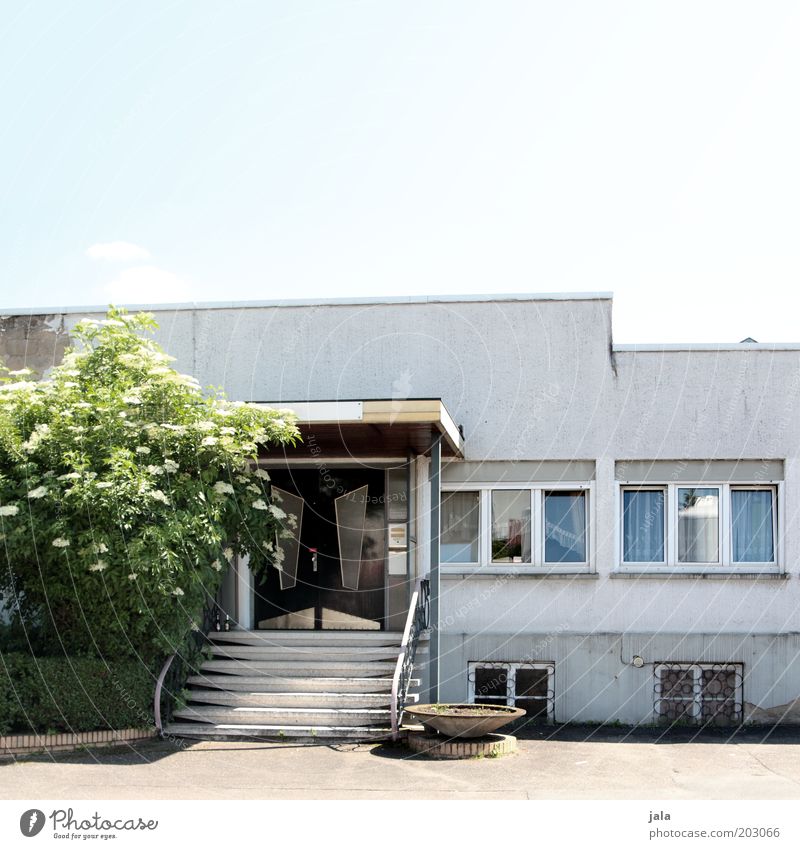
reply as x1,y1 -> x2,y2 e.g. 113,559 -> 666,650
405,704 -> 526,738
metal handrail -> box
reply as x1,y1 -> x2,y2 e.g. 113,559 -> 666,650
153,598 -> 218,736
153,653 -> 177,735
390,577 -> 430,739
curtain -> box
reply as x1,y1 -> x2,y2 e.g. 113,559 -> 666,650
623,490 -> 665,562
544,491 -> 586,562
732,489 -> 774,562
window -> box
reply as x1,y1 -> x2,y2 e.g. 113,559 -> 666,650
441,485 -> 591,569
655,664 -> 743,726
491,490 -> 531,562
678,487 -> 719,563
620,484 -> 777,569
441,490 -> 480,563
544,490 -> 587,563
468,662 -> 554,721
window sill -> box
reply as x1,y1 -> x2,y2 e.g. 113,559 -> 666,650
442,566 -> 598,580
611,569 -> 786,581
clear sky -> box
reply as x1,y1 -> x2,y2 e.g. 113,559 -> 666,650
1,1 -> 799,342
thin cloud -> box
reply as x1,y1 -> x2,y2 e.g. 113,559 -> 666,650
86,241 -> 151,262
103,265 -> 191,304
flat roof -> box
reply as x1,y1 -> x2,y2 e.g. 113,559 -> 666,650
252,398 -> 465,458
250,398 -> 464,457
0,291 -> 613,316
614,342 -> 800,352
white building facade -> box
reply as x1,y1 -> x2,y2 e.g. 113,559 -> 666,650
6,292 -> 800,728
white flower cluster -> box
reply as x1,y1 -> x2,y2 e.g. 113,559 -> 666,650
88,561 -> 107,572
150,490 -> 170,504
21,423 -> 51,454
52,537 -> 70,548
163,459 -> 179,473
27,486 -> 48,499
0,505 -> 19,517
213,481 -> 234,495
251,499 -> 268,511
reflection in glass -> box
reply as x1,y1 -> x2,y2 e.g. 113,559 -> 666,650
335,485 -> 368,589
491,490 -> 531,562
678,487 -> 719,563
271,487 -> 304,590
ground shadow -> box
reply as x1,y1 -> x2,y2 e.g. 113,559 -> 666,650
368,721 -> 800,758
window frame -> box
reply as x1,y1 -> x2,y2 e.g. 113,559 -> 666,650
654,663 -> 743,726
617,481 -> 780,574
441,482 -> 594,574
468,661 -> 555,723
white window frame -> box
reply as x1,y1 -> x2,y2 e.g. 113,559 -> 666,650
468,661 -> 555,722
654,663 -> 743,725
441,482 -> 594,574
616,482 -> 781,574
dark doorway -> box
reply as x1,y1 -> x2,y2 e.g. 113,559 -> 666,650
254,468 -> 386,630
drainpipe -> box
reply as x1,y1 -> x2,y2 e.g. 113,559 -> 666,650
429,435 -> 442,703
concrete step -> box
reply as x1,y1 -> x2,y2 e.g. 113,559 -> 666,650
164,722 -> 395,742
185,674 -> 419,693
208,645 -> 400,662
209,630 -> 404,647
186,690 -> 419,709
173,705 -> 391,727
199,659 -> 398,676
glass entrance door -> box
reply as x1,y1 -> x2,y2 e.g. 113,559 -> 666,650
254,468 -> 386,630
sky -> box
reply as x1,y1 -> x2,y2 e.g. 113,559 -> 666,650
1,1 -> 800,342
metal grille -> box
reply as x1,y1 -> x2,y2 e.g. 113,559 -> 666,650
654,663 -> 743,726
468,662 -> 555,723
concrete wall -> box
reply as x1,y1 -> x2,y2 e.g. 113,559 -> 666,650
4,295 -> 800,723
439,632 -> 800,725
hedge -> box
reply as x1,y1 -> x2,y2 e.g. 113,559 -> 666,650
0,653 -> 155,735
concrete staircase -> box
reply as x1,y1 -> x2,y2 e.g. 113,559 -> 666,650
164,630 -> 424,742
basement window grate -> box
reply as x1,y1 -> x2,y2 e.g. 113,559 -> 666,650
654,663 -> 743,726
468,662 -> 555,723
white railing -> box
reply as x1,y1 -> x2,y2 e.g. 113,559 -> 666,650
390,577 -> 430,739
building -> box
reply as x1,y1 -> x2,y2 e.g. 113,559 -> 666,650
3,292 -> 800,737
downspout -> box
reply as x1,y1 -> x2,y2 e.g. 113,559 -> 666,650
429,434 -> 442,703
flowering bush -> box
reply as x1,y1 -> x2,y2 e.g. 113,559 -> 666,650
0,308 -> 299,661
